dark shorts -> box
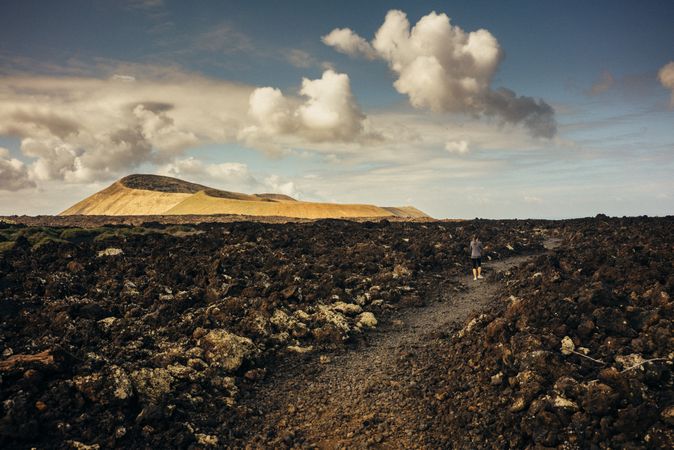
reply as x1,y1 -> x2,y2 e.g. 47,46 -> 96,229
471,257 -> 481,268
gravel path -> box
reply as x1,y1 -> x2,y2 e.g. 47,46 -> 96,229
238,252 -> 546,448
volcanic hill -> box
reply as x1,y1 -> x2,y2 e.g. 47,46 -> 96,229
59,174 -> 429,219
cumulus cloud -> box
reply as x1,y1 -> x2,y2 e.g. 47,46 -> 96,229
157,157 -> 257,186
243,69 -> 366,145
659,61 -> 674,106
0,72 -> 254,183
323,10 -> 556,138
157,157 -> 298,198
0,147 -> 35,191
0,67 -> 370,185
321,28 -> 377,59
484,88 -> 556,139
263,174 -> 298,198
297,70 -> 365,140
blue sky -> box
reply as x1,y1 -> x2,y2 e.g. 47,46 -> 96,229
0,0 -> 673,218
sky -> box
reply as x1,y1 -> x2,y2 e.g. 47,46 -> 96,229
0,0 -> 673,219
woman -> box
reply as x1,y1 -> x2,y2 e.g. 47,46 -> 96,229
470,235 -> 484,281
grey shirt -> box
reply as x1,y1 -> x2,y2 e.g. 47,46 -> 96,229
470,240 -> 483,258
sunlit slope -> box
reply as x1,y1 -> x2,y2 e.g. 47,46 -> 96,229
59,182 -> 192,216
164,191 -> 410,218
59,174 -> 430,218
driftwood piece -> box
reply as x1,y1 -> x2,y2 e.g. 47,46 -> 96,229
0,350 -> 54,371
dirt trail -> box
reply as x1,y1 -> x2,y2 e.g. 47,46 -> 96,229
239,247 -> 553,448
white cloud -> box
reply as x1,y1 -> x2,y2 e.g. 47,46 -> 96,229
156,157 -> 299,198
658,61 -> 674,106
445,140 -> 470,154
323,9 -> 556,138
0,67 -> 372,185
297,70 -> 365,140
0,147 -> 35,191
247,87 -> 296,135
263,174 -> 298,198
321,28 -> 377,59
157,157 -> 257,187
132,103 -> 199,155
244,69 -> 366,145
0,71 -> 253,183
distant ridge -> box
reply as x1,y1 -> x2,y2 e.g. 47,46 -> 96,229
60,174 -> 430,219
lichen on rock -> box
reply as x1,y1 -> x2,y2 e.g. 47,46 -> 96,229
199,329 -> 256,372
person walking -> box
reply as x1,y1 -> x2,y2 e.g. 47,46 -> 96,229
470,235 -> 484,281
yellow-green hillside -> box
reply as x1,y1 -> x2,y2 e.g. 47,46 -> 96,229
59,174 -> 430,219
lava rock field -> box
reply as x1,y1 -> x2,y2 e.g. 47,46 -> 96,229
417,216 -> 674,448
0,216 -> 671,449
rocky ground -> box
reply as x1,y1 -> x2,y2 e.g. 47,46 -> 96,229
0,216 -> 672,449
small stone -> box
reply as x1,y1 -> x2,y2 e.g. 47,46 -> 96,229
109,366 -> 133,401
319,355 -> 331,364
67,441 -> 100,450
615,353 -> 646,371
97,317 -> 117,332
130,368 -> 173,403
195,433 -> 219,447
660,405 -> 674,425
115,427 -> 126,438
281,285 -> 298,299
510,397 -> 527,413
560,336 -> 575,355
244,368 -> 266,381
35,400 -> 47,412
66,261 -> 84,273
552,395 -> 579,411
97,248 -> 123,257
199,329 -> 256,372
314,306 -> 350,332
457,317 -> 480,338
166,364 -> 196,381
357,312 -> 378,328
73,373 -> 104,402
293,309 -> 311,321
331,301 -> 363,315
490,372 -> 503,386
287,345 -> 313,353
392,264 -> 412,278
